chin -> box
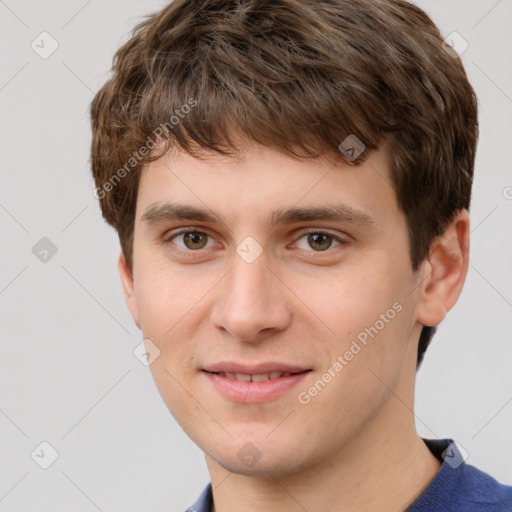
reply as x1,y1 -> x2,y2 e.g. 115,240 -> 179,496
204,434 -> 321,479
212,451 -> 303,478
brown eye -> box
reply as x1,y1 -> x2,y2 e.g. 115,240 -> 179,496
169,230 -> 213,251
183,232 -> 208,249
294,231 -> 345,252
307,233 -> 333,251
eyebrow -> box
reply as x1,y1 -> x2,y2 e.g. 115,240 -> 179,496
141,202 -> 376,228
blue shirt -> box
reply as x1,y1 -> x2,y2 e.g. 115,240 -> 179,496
185,438 -> 512,511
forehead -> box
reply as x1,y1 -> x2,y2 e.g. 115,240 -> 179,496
136,142 -> 400,227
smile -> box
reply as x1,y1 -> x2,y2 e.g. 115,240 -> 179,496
213,371 -> 296,382
203,369 -> 311,403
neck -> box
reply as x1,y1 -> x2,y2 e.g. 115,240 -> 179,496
207,409 -> 441,512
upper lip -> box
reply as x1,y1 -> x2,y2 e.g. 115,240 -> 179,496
202,362 -> 311,375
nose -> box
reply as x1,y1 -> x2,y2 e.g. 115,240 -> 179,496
210,249 -> 293,342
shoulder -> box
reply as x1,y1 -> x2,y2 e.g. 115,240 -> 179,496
185,483 -> 212,512
408,463 -> 512,511
407,438 -> 512,512
455,463 -> 512,510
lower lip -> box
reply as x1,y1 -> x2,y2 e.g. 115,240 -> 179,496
202,371 -> 310,403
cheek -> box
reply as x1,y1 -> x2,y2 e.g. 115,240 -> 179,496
302,261 -> 413,378
133,263 -> 211,387
136,268 -> 203,422
296,263 -> 398,338
134,259 -> 206,336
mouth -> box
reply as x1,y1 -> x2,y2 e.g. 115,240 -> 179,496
201,366 -> 312,403
206,370 -> 307,382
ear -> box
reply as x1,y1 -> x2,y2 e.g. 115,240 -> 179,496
415,209 -> 470,327
117,252 -> 141,330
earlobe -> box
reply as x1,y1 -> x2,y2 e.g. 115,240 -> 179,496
416,209 -> 470,327
117,252 -> 141,330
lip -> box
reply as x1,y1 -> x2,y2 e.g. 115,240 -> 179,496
202,367 -> 312,404
202,361 -> 310,374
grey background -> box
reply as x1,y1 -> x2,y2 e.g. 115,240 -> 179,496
1,0 -> 511,510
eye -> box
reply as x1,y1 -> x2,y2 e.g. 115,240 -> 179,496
294,231 -> 346,252
166,229 -> 215,251
163,228 -> 347,255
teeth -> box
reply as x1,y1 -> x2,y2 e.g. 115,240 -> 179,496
218,371 -> 294,381
251,373 -> 269,382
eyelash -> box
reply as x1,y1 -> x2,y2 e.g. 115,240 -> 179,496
162,228 -> 349,256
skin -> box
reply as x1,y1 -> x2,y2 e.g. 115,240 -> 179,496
119,139 -> 470,512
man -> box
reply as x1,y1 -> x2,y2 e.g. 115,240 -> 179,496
89,0 -> 512,510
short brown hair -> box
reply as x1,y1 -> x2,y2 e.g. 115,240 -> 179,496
89,0 -> 478,369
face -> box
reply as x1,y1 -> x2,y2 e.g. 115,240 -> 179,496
121,141 -> 427,477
